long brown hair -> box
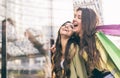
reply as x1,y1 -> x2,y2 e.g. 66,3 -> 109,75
77,7 -> 101,76
53,21 -> 80,78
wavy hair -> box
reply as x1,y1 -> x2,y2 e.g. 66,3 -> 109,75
76,7 -> 101,76
53,21 -> 80,78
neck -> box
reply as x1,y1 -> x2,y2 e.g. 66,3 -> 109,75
61,36 -> 69,55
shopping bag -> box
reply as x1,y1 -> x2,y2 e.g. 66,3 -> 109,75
96,25 -> 120,36
96,32 -> 120,71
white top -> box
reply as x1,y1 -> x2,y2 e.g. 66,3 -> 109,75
60,59 -> 64,69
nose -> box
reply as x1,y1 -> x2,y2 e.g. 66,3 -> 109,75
73,17 -> 76,23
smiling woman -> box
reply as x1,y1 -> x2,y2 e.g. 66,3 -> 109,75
52,21 -> 87,78
60,21 -> 73,38
72,7 -> 120,78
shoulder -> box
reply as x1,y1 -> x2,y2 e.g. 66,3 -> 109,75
70,43 -> 79,52
69,43 -> 79,59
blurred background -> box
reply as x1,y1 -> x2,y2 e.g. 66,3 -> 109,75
0,0 -> 120,78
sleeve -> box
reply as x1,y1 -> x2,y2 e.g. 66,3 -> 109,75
70,44 -> 88,78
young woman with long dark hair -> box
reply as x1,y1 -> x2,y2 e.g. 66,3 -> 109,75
52,21 -> 87,78
73,7 -> 120,78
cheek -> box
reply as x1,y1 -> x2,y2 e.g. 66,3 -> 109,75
59,29 -> 62,34
79,25 -> 82,31
70,31 -> 73,34
78,20 -> 81,25
78,21 -> 82,30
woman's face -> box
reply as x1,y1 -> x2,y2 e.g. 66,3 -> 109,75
73,10 -> 82,36
60,22 -> 73,37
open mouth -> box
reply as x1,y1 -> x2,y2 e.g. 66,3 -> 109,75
73,21 -> 78,27
73,23 -> 78,27
74,24 -> 78,27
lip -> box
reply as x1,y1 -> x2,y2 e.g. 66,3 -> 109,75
73,21 -> 78,25
73,23 -> 78,27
